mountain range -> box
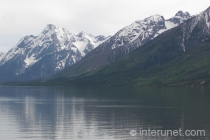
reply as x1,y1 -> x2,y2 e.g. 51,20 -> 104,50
0,25 -> 109,82
45,6 -> 210,87
1,6 -> 210,87
53,11 -> 191,78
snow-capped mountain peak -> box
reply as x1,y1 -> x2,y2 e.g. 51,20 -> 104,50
73,31 -> 109,56
0,24 -> 109,80
175,11 -> 191,18
110,14 -> 166,49
143,14 -> 165,23
76,31 -> 92,38
40,24 -> 68,38
184,12 -> 190,17
167,11 -> 191,26
110,12 -> 191,50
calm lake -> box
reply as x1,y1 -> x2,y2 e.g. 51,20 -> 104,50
0,86 -> 209,140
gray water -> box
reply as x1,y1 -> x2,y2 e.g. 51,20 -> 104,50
0,86 -> 210,140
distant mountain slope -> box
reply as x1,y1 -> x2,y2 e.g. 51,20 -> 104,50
0,24 -> 109,82
55,11 -> 191,78
0,52 -> 5,61
48,6 -> 210,87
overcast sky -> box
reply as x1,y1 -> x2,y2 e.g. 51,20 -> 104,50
0,0 -> 210,53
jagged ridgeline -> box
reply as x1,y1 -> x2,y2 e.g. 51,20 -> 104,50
48,6 -> 210,87
0,24 -> 109,82
0,10 -> 191,82
53,11 -> 191,78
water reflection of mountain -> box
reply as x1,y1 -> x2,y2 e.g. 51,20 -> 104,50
0,87 -> 209,139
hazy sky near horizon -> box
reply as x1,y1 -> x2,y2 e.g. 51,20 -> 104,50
0,0 -> 210,53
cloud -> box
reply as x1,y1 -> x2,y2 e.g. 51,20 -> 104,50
0,0 -> 210,53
